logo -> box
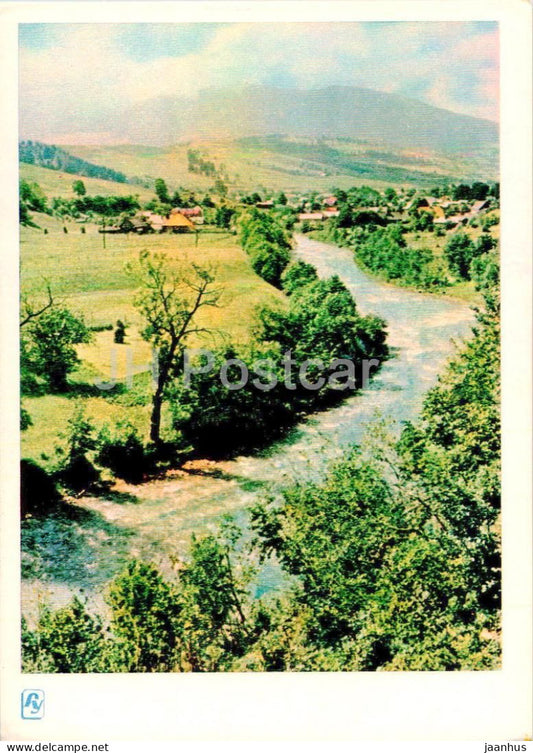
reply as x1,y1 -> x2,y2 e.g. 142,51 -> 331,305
21,689 -> 45,720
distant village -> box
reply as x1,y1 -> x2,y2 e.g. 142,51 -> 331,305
103,186 -> 496,236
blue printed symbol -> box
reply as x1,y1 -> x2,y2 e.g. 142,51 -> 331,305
21,689 -> 45,720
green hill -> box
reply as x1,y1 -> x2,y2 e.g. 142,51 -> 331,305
19,163 -> 154,202
64,136 -> 497,196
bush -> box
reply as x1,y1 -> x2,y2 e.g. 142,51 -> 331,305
114,320 -> 126,344
54,405 -> 99,493
22,598 -> 109,673
20,459 -> 61,517
238,208 -> 292,287
281,260 -> 318,295
97,423 -> 147,484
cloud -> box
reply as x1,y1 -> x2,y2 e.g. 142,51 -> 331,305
19,22 -> 499,143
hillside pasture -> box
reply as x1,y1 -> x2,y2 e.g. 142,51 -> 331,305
64,138 -> 497,196
20,163 -> 154,202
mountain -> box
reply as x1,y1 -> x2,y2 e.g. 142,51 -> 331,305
118,85 -> 497,155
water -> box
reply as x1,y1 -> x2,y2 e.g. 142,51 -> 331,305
221,234 -> 474,485
22,235 -> 475,615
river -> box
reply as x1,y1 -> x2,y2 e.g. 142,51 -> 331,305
22,235 -> 475,615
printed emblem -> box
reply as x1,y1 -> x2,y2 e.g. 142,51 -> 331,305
21,689 -> 45,720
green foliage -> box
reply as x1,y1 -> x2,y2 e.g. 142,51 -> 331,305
215,205 -> 235,229
97,422 -> 147,484
20,458 -> 61,518
172,266 -> 388,457
106,560 -> 181,671
72,179 -> 86,196
54,405 -> 99,493
444,232 -> 480,280
20,179 -> 48,213
24,292 -> 501,674
154,177 -> 170,204
114,319 -> 126,344
21,306 -> 91,393
22,598 -> 110,673
169,343 -> 294,456
280,260 -> 318,295
238,208 -> 292,287
355,227 -> 448,289
19,140 -> 127,183
128,250 -> 221,445
20,179 -> 48,224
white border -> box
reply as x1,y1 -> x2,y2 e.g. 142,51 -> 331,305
1,1 -> 531,742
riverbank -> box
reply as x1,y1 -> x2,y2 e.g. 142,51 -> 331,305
22,235 -> 475,621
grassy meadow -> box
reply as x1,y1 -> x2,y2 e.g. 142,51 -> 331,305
64,138 -> 497,196
21,216 -> 286,465
20,163 -> 154,202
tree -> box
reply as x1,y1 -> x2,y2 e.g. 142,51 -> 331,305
21,306 -> 91,392
215,205 -> 235,229
213,177 -> 228,198
72,179 -> 86,197
54,404 -> 99,492
129,250 -> 221,446
444,232 -> 476,280
154,178 -> 170,204
114,320 -> 126,344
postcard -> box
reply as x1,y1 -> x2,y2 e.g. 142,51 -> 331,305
1,0 -> 531,744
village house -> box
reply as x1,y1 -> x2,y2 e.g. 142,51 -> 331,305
119,215 -> 152,234
171,206 -> 204,224
298,212 -> 326,222
162,213 -> 196,233
139,211 -> 165,232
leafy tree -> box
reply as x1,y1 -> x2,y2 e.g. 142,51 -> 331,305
114,319 -> 126,344
72,179 -> 86,197
20,180 -> 48,213
97,421 -> 147,484
128,250 -> 221,446
154,178 -> 170,204
170,190 -> 182,208
213,177 -> 228,198
281,260 -> 318,295
444,232 -> 476,280
215,205 -> 235,229
54,404 -> 99,493
106,560 -> 181,672
20,459 -> 60,517
21,306 -> 91,392
238,208 -> 292,287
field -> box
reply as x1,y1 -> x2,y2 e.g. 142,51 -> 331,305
20,163 -> 154,202
64,137 -> 497,196
21,216 -> 286,464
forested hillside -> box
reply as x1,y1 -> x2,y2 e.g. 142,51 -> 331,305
19,141 -> 129,184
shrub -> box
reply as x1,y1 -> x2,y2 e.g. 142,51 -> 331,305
114,320 -> 126,344
97,423 -> 147,484
54,405 -> 99,493
22,597 -> 108,673
20,459 -> 61,517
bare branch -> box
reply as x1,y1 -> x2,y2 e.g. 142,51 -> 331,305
20,284 -> 54,328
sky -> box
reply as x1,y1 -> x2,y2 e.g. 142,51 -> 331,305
19,22 -> 499,145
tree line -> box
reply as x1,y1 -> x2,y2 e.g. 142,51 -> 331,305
19,141 -> 127,183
